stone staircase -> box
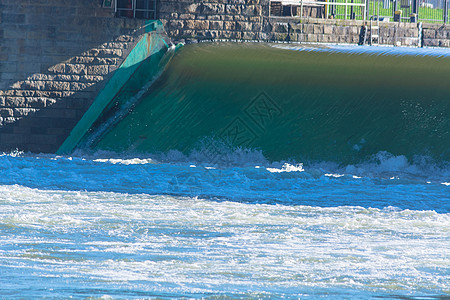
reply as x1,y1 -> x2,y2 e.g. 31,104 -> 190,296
0,34 -> 141,153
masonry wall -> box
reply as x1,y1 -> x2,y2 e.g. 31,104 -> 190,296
158,0 -> 269,42
422,23 -> 450,47
0,0 -> 147,153
266,18 -> 420,46
158,0 -> 445,47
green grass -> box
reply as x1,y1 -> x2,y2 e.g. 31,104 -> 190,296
418,7 -> 444,22
326,0 -> 447,23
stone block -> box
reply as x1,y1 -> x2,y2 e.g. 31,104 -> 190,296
47,63 -> 66,74
0,62 -> 17,73
436,30 -> 447,39
313,25 -> 323,34
0,108 -> 14,117
26,97 -> 47,108
186,3 -> 202,14
252,22 -> 262,32
325,34 -> 337,43
87,65 -> 109,76
45,81 -> 70,91
184,20 -> 197,30
236,21 -> 252,31
439,39 -> 450,47
207,15 -> 222,21
5,96 -> 26,107
290,23 -> 303,33
2,13 -> 25,24
179,14 -> 195,20
70,56 -> 95,64
169,20 -> 184,30
303,24 -> 314,34
82,75 -> 105,83
209,20 -> 223,30
66,64 -> 88,75
70,82 -> 94,91
351,35 -> 360,44
196,20 -> 210,30
348,26 -> 358,35
202,3 -> 226,14
13,108 -> 36,117
423,39 -> 439,47
273,22 -> 289,33
242,31 -> 257,40
226,4 -> 241,14
93,57 -> 117,65
242,5 -> 258,16
224,21 -> 236,31
98,49 -> 123,57
307,33 -> 318,42
323,25 -> 333,35
423,29 -> 436,39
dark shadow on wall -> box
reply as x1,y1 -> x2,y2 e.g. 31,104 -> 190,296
0,3 -> 153,153
0,31 -> 167,154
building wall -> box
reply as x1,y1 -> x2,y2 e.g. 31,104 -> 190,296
0,0 -> 147,153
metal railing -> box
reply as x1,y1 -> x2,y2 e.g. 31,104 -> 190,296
270,0 -> 450,23
270,0 -> 367,20
114,0 -> 157,19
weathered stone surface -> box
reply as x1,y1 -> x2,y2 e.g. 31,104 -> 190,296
0,108 -> 14,117
423,29 -> 436,39
87,65 -> 109,76
0,0 -> 143,153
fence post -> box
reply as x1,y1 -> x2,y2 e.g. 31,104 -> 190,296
445,0 -> 449,23
412,0 -> 418,14
366,0 -> 370,20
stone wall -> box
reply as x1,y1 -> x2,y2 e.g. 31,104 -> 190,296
158,0 -> 422,46
0,0 -> 147,153
422,23 -> 450,47
266,18 -> 420,46
158,0 -> 269,42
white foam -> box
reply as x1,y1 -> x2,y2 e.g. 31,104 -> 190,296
1,186 -> 449,297
325,173 -> 345,178
93,158 -> 156,165
266,163 -> 304,173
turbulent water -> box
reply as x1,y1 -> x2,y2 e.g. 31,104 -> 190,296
86,43 -> 449,164
1,44 -> 450,299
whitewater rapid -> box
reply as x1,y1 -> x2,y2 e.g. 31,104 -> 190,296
0,152 -> 449,298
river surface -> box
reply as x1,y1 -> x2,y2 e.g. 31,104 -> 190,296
1,44 -> 449,299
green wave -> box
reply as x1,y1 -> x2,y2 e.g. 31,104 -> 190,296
85,43 -> 450,164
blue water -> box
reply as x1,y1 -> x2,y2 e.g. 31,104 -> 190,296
1,43 -> 449,299
0,151 -> 449,299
